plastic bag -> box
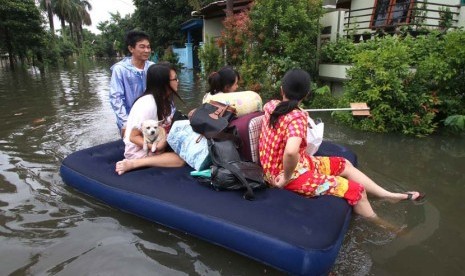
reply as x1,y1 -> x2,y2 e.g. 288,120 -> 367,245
306,118 -> 324,156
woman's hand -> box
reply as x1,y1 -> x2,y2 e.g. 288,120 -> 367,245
154,137 -> 167,153
273,172 -> 291,188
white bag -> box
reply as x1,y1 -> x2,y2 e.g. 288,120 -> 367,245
306,117 -> 324,156
167,120 -> 211,170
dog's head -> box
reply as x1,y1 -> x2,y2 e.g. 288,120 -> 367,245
142,119 -> 161,139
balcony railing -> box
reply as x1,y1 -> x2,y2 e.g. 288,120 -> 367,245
342,1 -> 461,39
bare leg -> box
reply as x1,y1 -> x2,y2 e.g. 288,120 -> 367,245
115,152 -> 185,175
341,160 -> 421,201
353,190 -> 376,217
354,190 -> 405,232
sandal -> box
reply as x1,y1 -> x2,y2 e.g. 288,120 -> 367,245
404,192 -> 426,203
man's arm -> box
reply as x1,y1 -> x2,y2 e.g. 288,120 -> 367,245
109,66 -> 129,130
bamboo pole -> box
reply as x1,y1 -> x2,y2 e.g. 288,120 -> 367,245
304,103 -> 371,116
303,107 -> 370,112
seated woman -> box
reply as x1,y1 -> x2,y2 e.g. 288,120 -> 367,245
203,66 -> 262,116
115,63 -> 185,175
259,68 -> 424,228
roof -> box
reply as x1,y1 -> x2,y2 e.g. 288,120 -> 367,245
198,0 -> 252,19
181,18 -> 203,31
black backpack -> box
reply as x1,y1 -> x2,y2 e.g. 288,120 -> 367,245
207,128 -> 266,200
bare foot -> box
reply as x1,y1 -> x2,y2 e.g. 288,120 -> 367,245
115,159 -> 135,175
365,214 -> 404,233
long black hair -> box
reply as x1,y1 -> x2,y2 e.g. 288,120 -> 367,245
269,69 -> 311,128
141,63 -> 183,121
207,66 -> 240,95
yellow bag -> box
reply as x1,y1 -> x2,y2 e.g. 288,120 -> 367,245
202,91 -> 262,117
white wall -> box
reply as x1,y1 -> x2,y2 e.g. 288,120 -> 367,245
320,10 -> 346,42
459,6 -> 465,28
203,17 -> 224,41
346,0 -> 376,35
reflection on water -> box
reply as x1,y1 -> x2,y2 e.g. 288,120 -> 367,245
0,61 -> 464,275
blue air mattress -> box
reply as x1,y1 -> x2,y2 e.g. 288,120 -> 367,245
60,140 -> 356,275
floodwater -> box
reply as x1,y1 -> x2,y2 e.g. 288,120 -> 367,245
0,60 -> 464,275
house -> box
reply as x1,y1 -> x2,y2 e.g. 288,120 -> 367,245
193,0 -> 252,42
319,0 -> 465,94
173,18 -> 203,70
188,0 -> 465,81
321,0 -> 465,43
174,0 -> 251,69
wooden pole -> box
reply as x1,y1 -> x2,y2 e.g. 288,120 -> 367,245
304,103 -> 371,116
304,107 -> 370,112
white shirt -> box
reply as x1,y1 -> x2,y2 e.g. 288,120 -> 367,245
123,94 -> 158,159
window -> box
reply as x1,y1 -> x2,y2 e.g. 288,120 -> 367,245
371,0 -> 414,28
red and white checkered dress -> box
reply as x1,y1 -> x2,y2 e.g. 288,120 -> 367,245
259,100 -> 363,205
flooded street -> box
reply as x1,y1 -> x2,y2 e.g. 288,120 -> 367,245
0,60 -> 464,275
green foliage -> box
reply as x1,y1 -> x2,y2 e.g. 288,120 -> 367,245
410,0 -> 428,31
96,12 -> 137,57
238,0 -> 323,100
0,0 -> 46,68
320,38 -> 357,64
302,85 -> 339,109
58,38 -> 77,61
198,36 -> 222,77
160,46 -> 182,70
340,35 -> 437,136
439,7 -> 453,30
321,30 -> 465,136
134,0 -> 192,53
444,115 -> 465,133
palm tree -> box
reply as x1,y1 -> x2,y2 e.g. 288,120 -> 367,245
54,0 -> 73,32
73,0 -> 92,46
39,0 -> 55,34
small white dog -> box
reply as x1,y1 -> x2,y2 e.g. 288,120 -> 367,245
141,119 -> 166,156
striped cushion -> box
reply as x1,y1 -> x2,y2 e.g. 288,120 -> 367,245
248,115 -> 264,164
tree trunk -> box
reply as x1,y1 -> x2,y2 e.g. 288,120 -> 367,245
46,0 -> 55,34
77,24 -> 83,48
61,18 -> 66,34
5,30 -> 15,70
226,0 -> 233,17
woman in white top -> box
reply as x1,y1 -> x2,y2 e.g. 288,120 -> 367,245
116,63 -> 185,175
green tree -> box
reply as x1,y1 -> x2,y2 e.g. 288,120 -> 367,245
39,0 -> 92,46
133,0 -> 193,55
39,0 -> 55,34
96,12 -> 136,57
0,0 -> 46,69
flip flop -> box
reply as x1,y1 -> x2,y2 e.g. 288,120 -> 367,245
404,192 -> 426,204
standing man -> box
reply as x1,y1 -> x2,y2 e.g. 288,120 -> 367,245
110,30 -> 154,137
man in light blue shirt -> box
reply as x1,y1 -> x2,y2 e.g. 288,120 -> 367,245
110,30 -> 154,137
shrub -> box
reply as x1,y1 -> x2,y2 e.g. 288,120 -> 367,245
320,38 -> 357,64
198,36 -> 222,77
338,35 -> 437,136
324,30 -> 465,136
